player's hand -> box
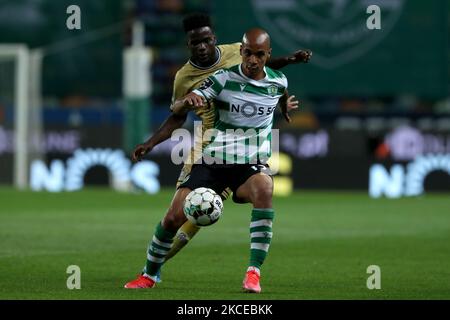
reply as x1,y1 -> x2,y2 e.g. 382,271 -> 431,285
287,49 -> 312,64
131,143 -> 152,163
282,95 -> 299,123
183,92 -> 206,108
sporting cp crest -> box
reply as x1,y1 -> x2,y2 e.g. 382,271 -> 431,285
251,0 -> 404,69
267,85 -> 278,96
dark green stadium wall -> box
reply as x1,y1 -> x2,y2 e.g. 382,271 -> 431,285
213,0 -> 448,98
0,0 -> 124,98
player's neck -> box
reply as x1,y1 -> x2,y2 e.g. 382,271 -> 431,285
190,47 -> 220,69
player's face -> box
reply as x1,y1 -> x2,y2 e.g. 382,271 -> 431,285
187,27 -> 217,66
240,42 -> 271,80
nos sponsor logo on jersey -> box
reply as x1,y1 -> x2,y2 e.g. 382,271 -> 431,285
230,103 -> 275,118
251,0 -> 404,69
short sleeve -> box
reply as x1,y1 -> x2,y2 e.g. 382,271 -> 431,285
192,69 -> 228,100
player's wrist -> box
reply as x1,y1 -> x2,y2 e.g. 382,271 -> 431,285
143,142 -> 154,152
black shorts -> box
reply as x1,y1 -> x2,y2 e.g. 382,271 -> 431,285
178,164 -> 272,203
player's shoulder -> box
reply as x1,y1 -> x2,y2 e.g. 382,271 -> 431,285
210,65 -> 236,78
217,43 -> 242,69
265,66 -> 286,80
174,61 -> 193,82
265,66 -> 288,87
218,63 -> 240,76
217,42 -> 241,53
208,64 -> 242,84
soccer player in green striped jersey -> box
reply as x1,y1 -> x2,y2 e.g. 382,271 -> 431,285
172,29 -> 296,292
148,28 -> 297,293
124,14 -> 308,290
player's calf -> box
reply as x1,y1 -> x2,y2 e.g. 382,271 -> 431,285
164,220 -> 200,261
161,187 -> 192,232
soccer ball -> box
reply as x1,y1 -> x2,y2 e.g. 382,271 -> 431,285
183,187 -> 223,226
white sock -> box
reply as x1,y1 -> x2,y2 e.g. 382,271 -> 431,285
247,266 -> 260,276
143,273 -> 158,282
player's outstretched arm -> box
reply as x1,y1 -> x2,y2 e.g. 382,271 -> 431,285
278,90 -> 299,123
266,49 -> 312,70
171,92 -> 206,115
131,112 -> 187,162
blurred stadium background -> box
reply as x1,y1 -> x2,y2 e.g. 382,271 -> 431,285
0,0 -> 449,195
0,0 -> 449,299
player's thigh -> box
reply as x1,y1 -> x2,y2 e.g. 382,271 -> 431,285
235,173 -> 273,206
178,164 -> 228,199
176,163 -> 193,188
162,187 -> 192,231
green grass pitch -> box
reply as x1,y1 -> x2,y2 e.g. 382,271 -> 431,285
0,187 -> 449,300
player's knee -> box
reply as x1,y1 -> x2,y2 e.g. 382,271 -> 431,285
251,187 -> 273,207
162,209 -> 186,232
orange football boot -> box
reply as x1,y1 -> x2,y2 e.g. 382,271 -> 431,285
124,274 -> 156,289
242,268 -> 261,293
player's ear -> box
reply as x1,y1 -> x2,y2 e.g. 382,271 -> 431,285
240,45 -> 243,56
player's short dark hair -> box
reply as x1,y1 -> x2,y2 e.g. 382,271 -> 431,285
182,13 -> 213,33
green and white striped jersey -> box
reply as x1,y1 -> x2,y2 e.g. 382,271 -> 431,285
192,63 -> 287,164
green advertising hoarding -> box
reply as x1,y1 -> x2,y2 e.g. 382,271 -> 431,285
213,0 -> 448,98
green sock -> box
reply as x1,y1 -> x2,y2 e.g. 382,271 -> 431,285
249,208 -> 274,270
144,222 -> 176,277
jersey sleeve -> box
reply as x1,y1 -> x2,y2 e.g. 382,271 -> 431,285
282,75 -> 288,93
277,73 -> 288,96
192,69 -> 228,100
